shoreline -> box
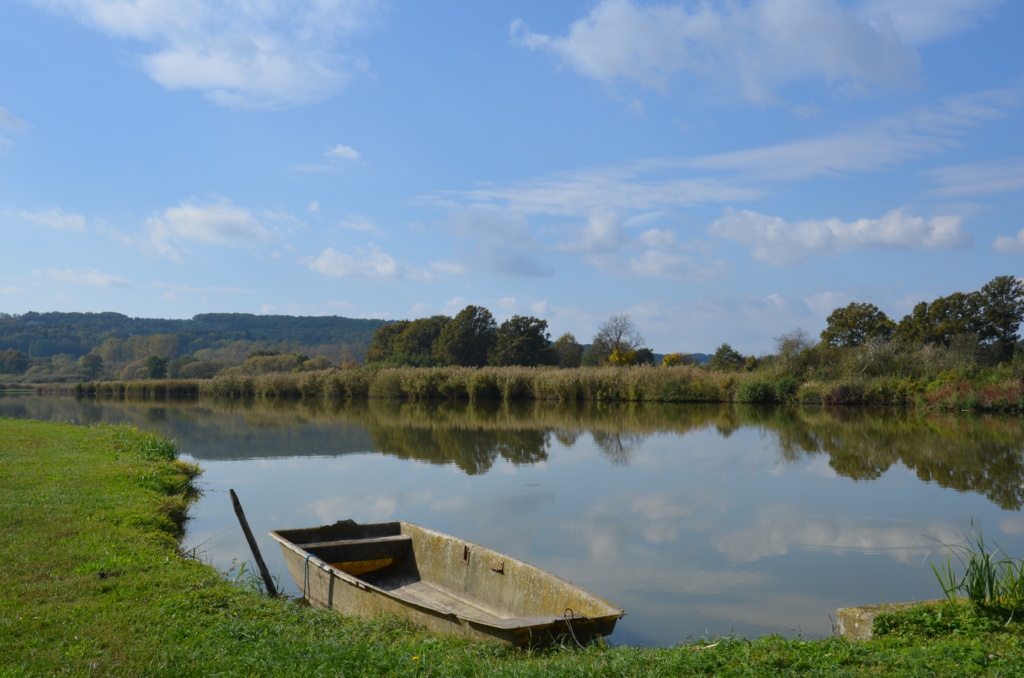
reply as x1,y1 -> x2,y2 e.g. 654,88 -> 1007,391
3,417 -> 1023,676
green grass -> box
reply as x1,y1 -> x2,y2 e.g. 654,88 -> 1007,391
928,519 -> 1024,610
5,418 -> 1024,676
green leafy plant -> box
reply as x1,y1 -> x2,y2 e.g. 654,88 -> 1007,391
928,519 -> 1024,609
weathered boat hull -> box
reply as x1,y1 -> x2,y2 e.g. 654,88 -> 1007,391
270,520 -> 624,647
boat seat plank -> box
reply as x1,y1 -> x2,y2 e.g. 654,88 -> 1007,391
391,580 -> 508,625
305,534 -> 412,563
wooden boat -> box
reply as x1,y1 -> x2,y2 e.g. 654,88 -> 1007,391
269,519 -> 624,647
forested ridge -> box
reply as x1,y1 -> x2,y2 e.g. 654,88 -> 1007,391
0,311 -> 388,356
0,311 -> 388,382
2,276 -> 1021,402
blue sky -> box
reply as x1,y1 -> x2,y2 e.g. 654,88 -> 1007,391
1,0 -> 1022,355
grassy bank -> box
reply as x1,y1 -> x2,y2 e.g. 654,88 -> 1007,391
4,419 -> 1024,676
45,362 -> 1024,412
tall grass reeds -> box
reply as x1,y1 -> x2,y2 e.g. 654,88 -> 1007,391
929,519 -> 1024,610
54,360 -> 1024,411
74,380 -> 204,399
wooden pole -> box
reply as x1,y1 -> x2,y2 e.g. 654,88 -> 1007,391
229,488 -> 278,597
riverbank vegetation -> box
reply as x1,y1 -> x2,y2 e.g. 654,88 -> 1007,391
5,275 -> 1024,411
5,417 -> 1024,677
49,350 -> 1024,412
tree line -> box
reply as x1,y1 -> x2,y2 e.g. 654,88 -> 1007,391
2,275 -> 1020,385
817,275 -> 1023,363
363,305 -> 658,369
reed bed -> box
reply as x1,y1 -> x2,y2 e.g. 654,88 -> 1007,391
74,379 -> 204,398
43,363 -> 1024,411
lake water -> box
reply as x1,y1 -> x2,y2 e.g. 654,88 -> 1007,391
3,394 -> 1023,646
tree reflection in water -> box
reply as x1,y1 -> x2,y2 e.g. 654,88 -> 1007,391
2,394 -> 1023,509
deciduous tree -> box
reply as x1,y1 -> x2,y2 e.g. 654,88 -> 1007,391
551,333 -> 584,368
821,303 -> 895,348
433,305 -> 497,367
895,292 -> 982,347
488,315 -> 551,366
364,321 -> 411,363
979,275 -> 1024,361
145,355 -> 168,379
392,315 -> 450,363
0,349 -> 30,375
78,353 -> 104,380
591,314 -> 645,365
708,343 -> 744,372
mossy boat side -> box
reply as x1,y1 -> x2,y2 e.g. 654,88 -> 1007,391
270,519 -> 624,647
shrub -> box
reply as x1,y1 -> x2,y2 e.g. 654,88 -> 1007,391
298,370 -> 328,398
774,376 -> 799,401
822,382 -> 865,406
796,382 -> 824,404
736,379 -> 777,403
368,369 -> 406,399
336,368 -> 374,398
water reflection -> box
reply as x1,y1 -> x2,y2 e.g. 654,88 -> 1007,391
3,394 -> 1024,645
5,395 -> 1020,509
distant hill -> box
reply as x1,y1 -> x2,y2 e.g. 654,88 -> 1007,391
0,311 -> 390,358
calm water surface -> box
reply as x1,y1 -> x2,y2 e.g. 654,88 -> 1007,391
4,394 -> 1024,646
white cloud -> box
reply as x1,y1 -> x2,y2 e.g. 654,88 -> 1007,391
710,207 -> 972,264
513,0 -> 919,104
327,300 -> 358,312
337,214 -> 375,231
442,297 -> 468,314
685,87 -> 1019,180
20,207 -> 88,232
637,228 -> 677,250
40,268 -> 133,288
429,86 -> 1017,220
150,281 -> 251,295
308,201 -> 319,212
625,249 -> 699,278
304,244 -> 436,281
803,291 -> 854,317
1,286 -> 25,295
558,209 -> 628,254
0,105 -> 28,150
447,210 -> 553,277
450,209 -> 533,243
858,0 -> 1005,46
29,0 -> 382,110
326,143 -> 361,161
927,157 -> 1024,197
492,297 -> 550,320
429,260 -> 469,275
992,229 -> 1024,254
0,105 -> 29,131
712,505 -> 965,564
440,167 -> 761,217
145,198 -> 272,261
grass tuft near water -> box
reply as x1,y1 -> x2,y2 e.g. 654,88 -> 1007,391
928,519 -> 1024,610
4,417 -> 1024,676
